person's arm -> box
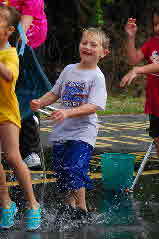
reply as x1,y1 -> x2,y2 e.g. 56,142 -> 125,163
50,74 -> 107,122
120,63 -> 159,87
133,63 -> 159,74
20,0 -> 39,33
125,18 -> 144,65
0,62 -> 13,81
31,91 -> 59,111
20,15 -> 33,33
49,104 -> 98,122
0,49 -> 19,82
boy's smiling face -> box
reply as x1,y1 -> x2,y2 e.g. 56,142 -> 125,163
79,31 -> 108,67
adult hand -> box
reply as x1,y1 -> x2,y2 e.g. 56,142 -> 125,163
125,18 -> 137,38
30,99 -> 41,111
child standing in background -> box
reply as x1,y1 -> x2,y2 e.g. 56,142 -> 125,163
120,8 -> 159,158
31,27 -> 109,216
0,5 -> 41,230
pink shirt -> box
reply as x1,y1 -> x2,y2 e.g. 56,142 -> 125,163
3,0 -> 47,48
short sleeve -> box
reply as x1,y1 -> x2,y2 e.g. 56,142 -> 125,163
51,66 -> 68,97
21,0 -> 44,18
4,48 -> 19,83
51,65 -> 71,97
88,74 -> 107,110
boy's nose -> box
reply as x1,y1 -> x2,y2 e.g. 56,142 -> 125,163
85,44 -> 91,50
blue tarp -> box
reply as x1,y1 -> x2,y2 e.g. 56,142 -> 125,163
15,44 -> 52,120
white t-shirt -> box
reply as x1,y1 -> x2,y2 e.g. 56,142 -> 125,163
49,63 -> 107,147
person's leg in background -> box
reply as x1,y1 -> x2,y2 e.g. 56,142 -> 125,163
149,114 -> 159,158
19,45 -> 44,172
20,115 -> 41,170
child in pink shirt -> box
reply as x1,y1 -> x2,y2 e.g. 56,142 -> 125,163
1,0 -> 47,48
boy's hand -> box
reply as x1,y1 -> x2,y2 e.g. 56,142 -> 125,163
125,18 -> 137,38
120,67 -> 138,87
30,99 -> 41,111
49,109 -> 69,122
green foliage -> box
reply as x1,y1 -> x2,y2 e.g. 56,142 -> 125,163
96,0 -> 104,26
96,0 -> 114,25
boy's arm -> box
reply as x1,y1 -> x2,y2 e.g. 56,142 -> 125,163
50,74 -> 107,122
49,103 -> 98,122
66,103 -> 98,117
31,91 -> 59,111
32,66 -> 67,111
125,18 -> 144,65
39,91 -> 59,107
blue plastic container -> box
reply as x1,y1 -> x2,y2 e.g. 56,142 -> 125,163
101,153 -> 135,191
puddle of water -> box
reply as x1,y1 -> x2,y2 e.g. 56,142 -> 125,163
1,174 -> 159,238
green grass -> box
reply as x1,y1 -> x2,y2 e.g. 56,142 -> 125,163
98,95 -> 145,115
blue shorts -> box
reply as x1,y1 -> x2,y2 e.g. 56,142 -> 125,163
52,140 -> 93,192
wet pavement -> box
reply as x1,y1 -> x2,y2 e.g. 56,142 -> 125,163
40,114 -> 152,154
1,114 -> 159,238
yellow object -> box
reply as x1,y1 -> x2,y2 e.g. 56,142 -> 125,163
0,47 -> 20,128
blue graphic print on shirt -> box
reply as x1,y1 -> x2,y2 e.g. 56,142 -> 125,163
62,81 -> 87,107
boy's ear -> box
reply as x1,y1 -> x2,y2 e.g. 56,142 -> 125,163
100,49 -> 109,59
103,49 -> 109,56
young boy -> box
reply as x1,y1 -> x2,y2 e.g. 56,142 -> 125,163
31,27 -> 109,215
0,5 -> 40,230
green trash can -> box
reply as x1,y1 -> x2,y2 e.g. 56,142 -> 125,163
101,153 -> 135,191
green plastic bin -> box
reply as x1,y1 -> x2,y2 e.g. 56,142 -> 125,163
101,153 -> 135,191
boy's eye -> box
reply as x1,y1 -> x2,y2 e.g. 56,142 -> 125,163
81,41 -> 87,45
91,44 -> 97,47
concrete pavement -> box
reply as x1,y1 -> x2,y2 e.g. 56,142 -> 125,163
40,114 -> 154,156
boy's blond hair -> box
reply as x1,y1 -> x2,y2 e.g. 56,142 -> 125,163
82,27 -> 110,49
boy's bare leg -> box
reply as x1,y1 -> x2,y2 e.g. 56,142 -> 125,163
0,163 -> 11,208
74,187 -> 87,211
154,137 -> 159,158
0,123 -> 39,209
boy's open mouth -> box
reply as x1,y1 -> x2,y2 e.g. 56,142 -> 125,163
82,51 -> 92,56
